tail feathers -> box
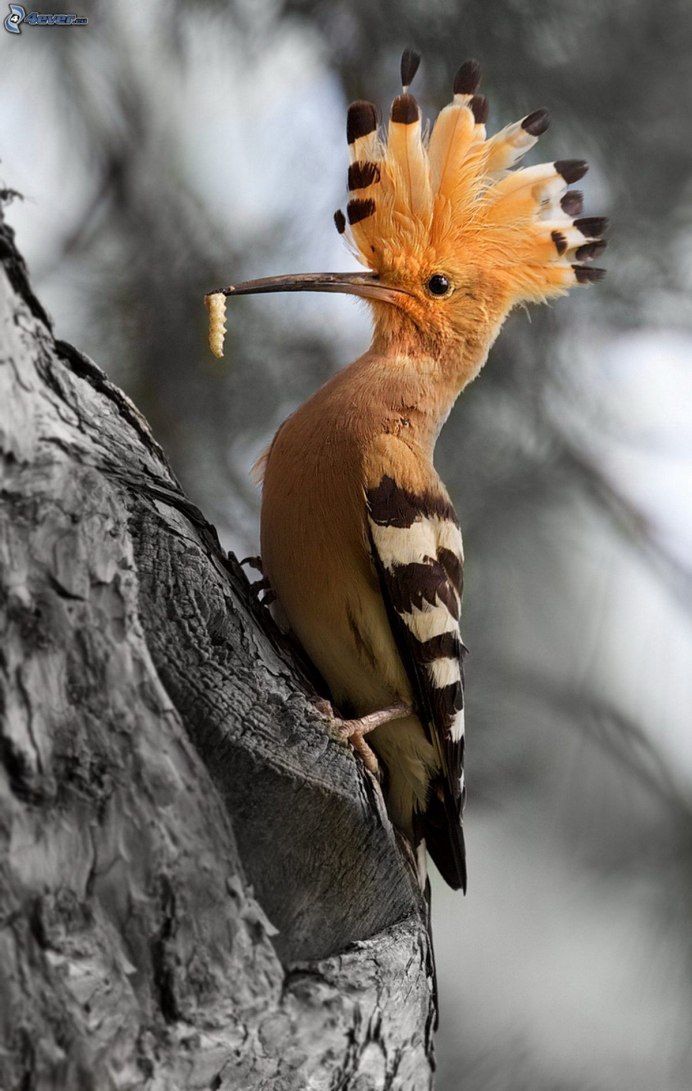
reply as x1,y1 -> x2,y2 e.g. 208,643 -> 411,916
421,780 -> 467,891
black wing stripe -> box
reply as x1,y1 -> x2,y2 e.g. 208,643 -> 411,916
386,560 -> 460,620
417,631 -> 460,662
368,474 -> 457,527
437,546 -> 463,596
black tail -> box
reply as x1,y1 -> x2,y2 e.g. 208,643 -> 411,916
422,779 -> 467,891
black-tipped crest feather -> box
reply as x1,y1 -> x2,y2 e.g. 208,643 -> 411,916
391,93 -> 419,125
561,190 -> 584,216
522,107 -> 550,135
348,161 -> 381,190
347,101 -> 378,144
400,48 -> 421,89
555,158 -> 588,183
469,94 -> 488,124
453,58 -> 481,95
551,230 -> 567,256
574,216 -> 608,237
575,239 -> 607,261
347,198 -> 376,225
574,265 -> 606,283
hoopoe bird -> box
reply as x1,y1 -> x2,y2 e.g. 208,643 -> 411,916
205,50 -> 606,891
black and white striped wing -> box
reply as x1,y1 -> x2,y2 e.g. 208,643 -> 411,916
366,474 -> 467,891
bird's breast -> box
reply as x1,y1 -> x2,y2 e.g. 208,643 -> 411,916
260,398 -> 410,713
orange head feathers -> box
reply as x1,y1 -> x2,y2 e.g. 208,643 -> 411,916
333,49 -> 606,347
205,50 -> 606,359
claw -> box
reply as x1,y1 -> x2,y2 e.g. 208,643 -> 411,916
240,555 -> 264,573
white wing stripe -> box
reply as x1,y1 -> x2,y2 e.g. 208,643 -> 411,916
436,518 -> 464,561
371,519 -> 436,568
450,708 -> 465,742
397,601 -> 460,642
370,514 -> 463,571
427,657 -> 462,689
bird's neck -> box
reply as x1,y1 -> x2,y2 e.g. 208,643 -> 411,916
366,321 -> 501,458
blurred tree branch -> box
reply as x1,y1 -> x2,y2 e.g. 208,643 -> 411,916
0,206 -> 435,1089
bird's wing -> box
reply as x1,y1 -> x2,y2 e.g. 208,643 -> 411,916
366,473 -> 467,891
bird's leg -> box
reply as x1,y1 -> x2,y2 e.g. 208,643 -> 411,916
334,702 -> 413,739
336,702 -> 412,776
315,699 -> 412,776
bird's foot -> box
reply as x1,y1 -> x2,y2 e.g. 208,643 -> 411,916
315,699 -> 412,777
251,576 -> 276,605
240,556 -> 276,605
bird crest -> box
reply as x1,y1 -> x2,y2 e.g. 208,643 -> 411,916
335,49 -> 606,306
205,49 -> 606,359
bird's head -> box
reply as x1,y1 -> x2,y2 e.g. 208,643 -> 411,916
206,50 -> 606,365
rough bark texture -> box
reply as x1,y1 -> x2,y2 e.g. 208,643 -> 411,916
0,206 -> 436,1090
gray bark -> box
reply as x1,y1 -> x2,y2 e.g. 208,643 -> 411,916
0,206 -> 435,1090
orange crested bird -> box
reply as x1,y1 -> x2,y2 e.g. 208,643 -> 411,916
205,50 -> 606,892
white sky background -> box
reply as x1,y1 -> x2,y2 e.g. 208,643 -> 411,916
2,8 -> 691,1086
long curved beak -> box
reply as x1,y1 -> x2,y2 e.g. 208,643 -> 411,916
204,271 -> 411,358
207,271 -> 408,305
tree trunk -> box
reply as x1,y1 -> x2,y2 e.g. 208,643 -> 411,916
0,204 -> 435,1090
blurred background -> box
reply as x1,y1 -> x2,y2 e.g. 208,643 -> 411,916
2,1 -> 691,1087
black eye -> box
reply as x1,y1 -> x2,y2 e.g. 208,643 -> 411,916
427,273 -> 451,296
